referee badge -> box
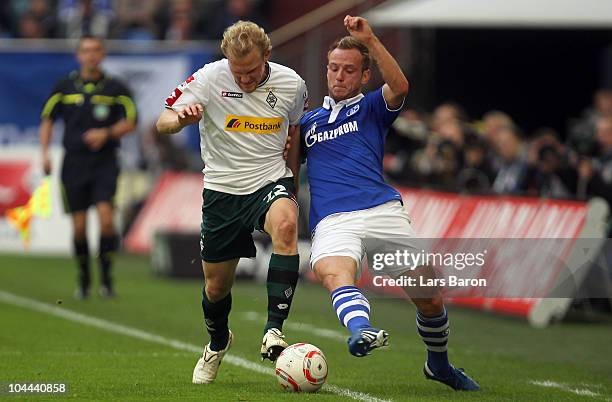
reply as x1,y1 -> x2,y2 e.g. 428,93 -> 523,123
93,104 -> 110,120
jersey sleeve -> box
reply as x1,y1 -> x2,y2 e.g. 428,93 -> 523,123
114,81 -> 138,124
164,64 -> 211,111
288,78 -> 309,125
366,86 -> 404,130
40,81 -> 65,121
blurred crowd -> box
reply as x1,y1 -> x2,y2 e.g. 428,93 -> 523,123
384,88 -> 612,207
0,0 -> 269,40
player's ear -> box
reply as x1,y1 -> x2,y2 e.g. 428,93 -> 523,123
263,49 -> 272,63
361,68 -> 371,85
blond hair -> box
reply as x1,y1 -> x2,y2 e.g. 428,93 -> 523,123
220,21 -> 272,59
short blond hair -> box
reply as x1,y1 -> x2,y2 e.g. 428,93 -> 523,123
220,21 -> 272,59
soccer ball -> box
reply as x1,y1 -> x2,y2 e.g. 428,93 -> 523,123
275,343 -> 328,392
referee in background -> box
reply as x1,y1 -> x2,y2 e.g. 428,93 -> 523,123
39,35 -> 137,299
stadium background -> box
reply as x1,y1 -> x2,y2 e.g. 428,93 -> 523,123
1,1 -> 612,401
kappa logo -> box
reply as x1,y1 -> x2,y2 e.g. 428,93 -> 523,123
346,104 -> 360,117
165,75 -> 194,107
225,115 -> 283,134
221,90 -> 243,98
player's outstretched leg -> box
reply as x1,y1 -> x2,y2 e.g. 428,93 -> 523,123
332,286 -> 389,357
416,308 -> 479,391
261,254 -> 299,361
193,289 -> 232,384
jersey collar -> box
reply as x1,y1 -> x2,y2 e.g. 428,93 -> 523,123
257,62 -> 271,88
322,93 -> 364,123
322,93 -> 364,110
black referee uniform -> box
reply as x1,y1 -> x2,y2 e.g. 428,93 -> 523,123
41,69 -> 137,298
41,70 -> 137,212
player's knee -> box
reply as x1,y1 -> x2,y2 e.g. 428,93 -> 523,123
418,297 -> 445,316
319,274 -> 340,293
272,219 -> 297,249
205,283 -> 231,302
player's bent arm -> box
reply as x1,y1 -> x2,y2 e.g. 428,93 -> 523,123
368,36 -> 409,110
156,104 -> 203,135
348,15 -> 409,109
286,125 -> 301,196
156,109 -> 184,135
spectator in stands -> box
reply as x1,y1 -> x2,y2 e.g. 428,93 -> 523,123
156,0 -> 195,41
568,88 -> 612,157
58,0 -> 114,38
10,0 -> 58,38
384,108 -> 428,184
430,101 -> 467,133
481,110 -> 513,145
411,119 -> 466,191
17,11 -> 45,38
525,126 -> 580,199
576,116 -> 612,205
200,0 -> 268,40
481,110 -> 514,172
28,0 -> 58,37
457,134 -> 494,193
115,0 -> 161,40
0,2 -> 10,37
491,126 -> 529,195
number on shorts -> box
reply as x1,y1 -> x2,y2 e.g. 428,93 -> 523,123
263,185 -> 288,204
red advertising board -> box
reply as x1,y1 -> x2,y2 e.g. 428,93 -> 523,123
357,187 -> 606,326
124,172 -> 203,253
0,161 -> 32,215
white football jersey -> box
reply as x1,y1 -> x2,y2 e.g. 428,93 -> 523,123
165,59 -> 308,194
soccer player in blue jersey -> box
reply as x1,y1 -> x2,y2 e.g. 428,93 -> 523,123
297,15 -> 480,391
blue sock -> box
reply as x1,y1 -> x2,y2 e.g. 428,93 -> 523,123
416,309 -> 451,376
331,286 -> 371,334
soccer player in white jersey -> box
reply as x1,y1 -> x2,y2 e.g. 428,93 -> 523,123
298,16 -> 480,391
156,21 -> 308,384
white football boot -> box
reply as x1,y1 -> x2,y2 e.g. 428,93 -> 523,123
192,330 -> 233,384
260,328 -> 288,362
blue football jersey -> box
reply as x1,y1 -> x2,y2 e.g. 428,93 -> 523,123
300,87 -> 404,233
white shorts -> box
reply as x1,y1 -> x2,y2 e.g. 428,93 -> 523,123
310,200 -> 426,278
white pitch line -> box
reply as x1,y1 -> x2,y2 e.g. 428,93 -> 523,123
0,290 -> 390,402
529,380 -> 604,398
241,311 -> 347,341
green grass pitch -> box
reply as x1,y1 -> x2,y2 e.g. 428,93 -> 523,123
0,253 -> 611,401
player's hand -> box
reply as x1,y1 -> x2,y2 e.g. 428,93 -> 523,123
83,128 -> 110,151
178,104 -> 204,126
344,15 -> 375,44
283,133 -> 292,160
42,153 -> 52,175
